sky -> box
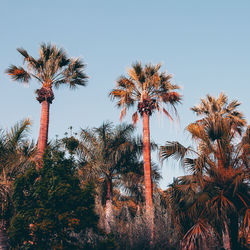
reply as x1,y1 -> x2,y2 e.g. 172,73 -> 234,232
1,0 -> 249,189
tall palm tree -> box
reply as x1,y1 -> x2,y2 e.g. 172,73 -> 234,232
160,94 -> 249,249
109,62 -> 181,216
6,43 -> 88,160
78,122 -> 143,233
0,119 -> 35,249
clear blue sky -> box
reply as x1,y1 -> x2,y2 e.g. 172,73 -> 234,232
1,0 -> 249,188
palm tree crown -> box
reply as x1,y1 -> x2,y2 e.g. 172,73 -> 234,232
109,62 -> 181,123
191,93 -> 246,136
6,43 -> 88,102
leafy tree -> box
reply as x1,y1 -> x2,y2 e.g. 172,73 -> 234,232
0,119 -> 35,249
6,43 -> 88,160
78,122 -> 148,233
160,94 -> 249,249
9,149 -> 98,249
61,126 -> 79,157
109,62 -> 181,217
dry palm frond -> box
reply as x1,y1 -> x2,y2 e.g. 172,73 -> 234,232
182,219 -> 210,250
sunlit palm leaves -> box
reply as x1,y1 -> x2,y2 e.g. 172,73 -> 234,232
6,43 -> 88,89
109,62 -> 181,123
191,93 -> 246,136
160,93 -> 249,249
6,65 -> 31,83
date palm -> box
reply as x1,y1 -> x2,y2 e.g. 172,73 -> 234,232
160,94 -> 249,249
109,62 -> 181,216
6,43 -> 88,161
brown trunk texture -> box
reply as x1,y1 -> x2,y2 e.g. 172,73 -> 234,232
105,178 -> 113,234
37,100 -> 50,159
143,113 -> 153,213
223,221 -> 231,250
217,140 -> 224,169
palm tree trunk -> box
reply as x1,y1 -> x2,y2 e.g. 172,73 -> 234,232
37,100 -> 50,159
105,177 -> 113,233
142,112 -> 153,215
223,221 -> 231,250
142,112 -> 154,244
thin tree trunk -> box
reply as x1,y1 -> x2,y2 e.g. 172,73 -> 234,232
37,100 -> 50,160
105,177 -> 113,233
142,112 -> 154,243
223,221 -> 231,250
142,112 -> 153,215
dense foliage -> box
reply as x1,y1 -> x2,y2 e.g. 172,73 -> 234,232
8,150 -> 98,249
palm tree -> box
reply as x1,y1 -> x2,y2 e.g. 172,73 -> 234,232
120,161 -> 161,210
160,94 -> 249,249
6,43 -> 88,161
0,119 -> 35,249
78,122 -> 143,233
109,62 -> 181,216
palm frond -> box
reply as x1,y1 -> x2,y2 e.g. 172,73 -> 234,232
132,111 -> 139,125
160,141 -> 192,162
55,58 -> 88,88
162,108 -> 173,121
17,48 -> 40,71
182,219 -> 210,250
128,62 -> 145,86
8,118 -> 31,148
209,191 -> 236,218
6,65 -> 31,83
